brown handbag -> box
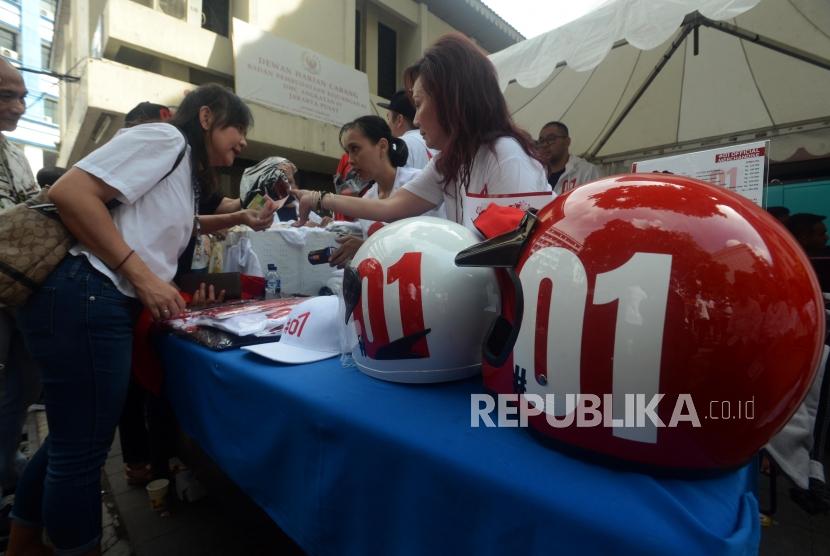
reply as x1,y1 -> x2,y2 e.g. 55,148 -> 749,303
0,140 -> 188,307
0,188 -> 74,307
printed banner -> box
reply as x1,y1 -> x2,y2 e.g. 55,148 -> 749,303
632,141 -> 769,207
233,19 -> 370,127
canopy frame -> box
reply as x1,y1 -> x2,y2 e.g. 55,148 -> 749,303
585,11 -> 830,160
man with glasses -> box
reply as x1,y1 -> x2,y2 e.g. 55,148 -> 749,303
0,58 -> 40,547
537,121 -> 599,195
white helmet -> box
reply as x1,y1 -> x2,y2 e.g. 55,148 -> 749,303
344,217 -> 500,383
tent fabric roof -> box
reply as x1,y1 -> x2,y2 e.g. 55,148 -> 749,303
490,0 -> 830,163
490,0 -> 763,89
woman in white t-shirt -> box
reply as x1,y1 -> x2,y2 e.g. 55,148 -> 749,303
295,33 -> 553,232
7,85 -> 253,555
328,115 -> 425,268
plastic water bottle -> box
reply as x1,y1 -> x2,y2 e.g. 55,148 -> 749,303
265,264 -> 282,299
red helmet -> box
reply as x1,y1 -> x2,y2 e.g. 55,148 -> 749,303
457,174 -> 824,474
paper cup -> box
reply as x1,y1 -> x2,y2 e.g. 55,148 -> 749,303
146,478 -> 170,511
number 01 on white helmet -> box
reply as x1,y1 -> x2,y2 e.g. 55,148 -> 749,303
343,217 -> 500,383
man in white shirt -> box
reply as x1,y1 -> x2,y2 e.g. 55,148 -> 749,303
379,90 -> 434,170
537,121 -> 600,195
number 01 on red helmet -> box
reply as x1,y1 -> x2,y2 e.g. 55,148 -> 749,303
457,174 -> 824,475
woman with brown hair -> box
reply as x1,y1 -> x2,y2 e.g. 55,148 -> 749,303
296,32 -> 552,231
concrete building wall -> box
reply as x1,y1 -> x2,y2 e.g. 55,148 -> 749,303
252,0 -> 352,65
53,0 -> 516,178
425,10 -> 456,46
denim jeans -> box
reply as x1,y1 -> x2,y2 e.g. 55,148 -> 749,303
11,255 -> 140,555
0,308 -> 41,495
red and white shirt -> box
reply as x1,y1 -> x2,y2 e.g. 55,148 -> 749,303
402,137 -> 553,232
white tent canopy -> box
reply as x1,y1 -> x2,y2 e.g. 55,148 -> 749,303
490,0 -> 830,166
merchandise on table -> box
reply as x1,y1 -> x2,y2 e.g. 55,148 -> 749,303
344,216 -> 500,384
226,224 -> 354,295
457,173 -> 824,475
163,297 -> 305,349
243,296 -> 342,364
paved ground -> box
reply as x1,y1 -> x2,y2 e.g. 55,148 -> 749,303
101,431 -> 303,556
4,408 -> 829,555
758,457 -> 830,556
99,428 -> 829,556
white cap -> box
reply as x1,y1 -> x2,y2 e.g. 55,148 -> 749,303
243,296 -> 340,364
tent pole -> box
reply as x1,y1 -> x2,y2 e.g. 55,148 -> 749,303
588,23 -> 695,160
699,17 -> 830,72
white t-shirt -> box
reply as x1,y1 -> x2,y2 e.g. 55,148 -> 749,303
400,129 -> 435,170
71,123 -> 195,297
359,166 -> 428,238
402,137 -> 551,229
552,155 -> 601,195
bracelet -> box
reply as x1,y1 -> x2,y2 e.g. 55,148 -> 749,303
112,249 -> 135,272
319,191 -> 331,212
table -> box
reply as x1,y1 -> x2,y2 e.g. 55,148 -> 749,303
160,336 -> 760,556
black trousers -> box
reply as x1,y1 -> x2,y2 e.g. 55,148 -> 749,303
118,376 -> 176,479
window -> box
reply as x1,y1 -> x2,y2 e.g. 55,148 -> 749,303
43,98 -> 57,123
202,0 -> 229,37
355,10 -> 362,70
40,0 -> 57,17
43,150 -> 58,168
189,67 -> 233,88
41,42 -> 51,69
377,23 -> 396,99
158,0 -> 186,20
0,29 -> 17,53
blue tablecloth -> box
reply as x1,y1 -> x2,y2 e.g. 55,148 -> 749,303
159,335 -> 760,556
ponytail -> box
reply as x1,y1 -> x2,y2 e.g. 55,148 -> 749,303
389,138 -> 409,168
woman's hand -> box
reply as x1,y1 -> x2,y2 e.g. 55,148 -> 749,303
292,190 -> 316,227
190,283 -> 226,308
133,273 -> 187,321
329,235 -> 364,269
238,208 -> 274,231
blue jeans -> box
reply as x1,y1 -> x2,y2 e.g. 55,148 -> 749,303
11,255 -> 140,555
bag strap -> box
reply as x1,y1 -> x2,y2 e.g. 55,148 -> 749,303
104,135 -> 188,210
160,139 -> 188,183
